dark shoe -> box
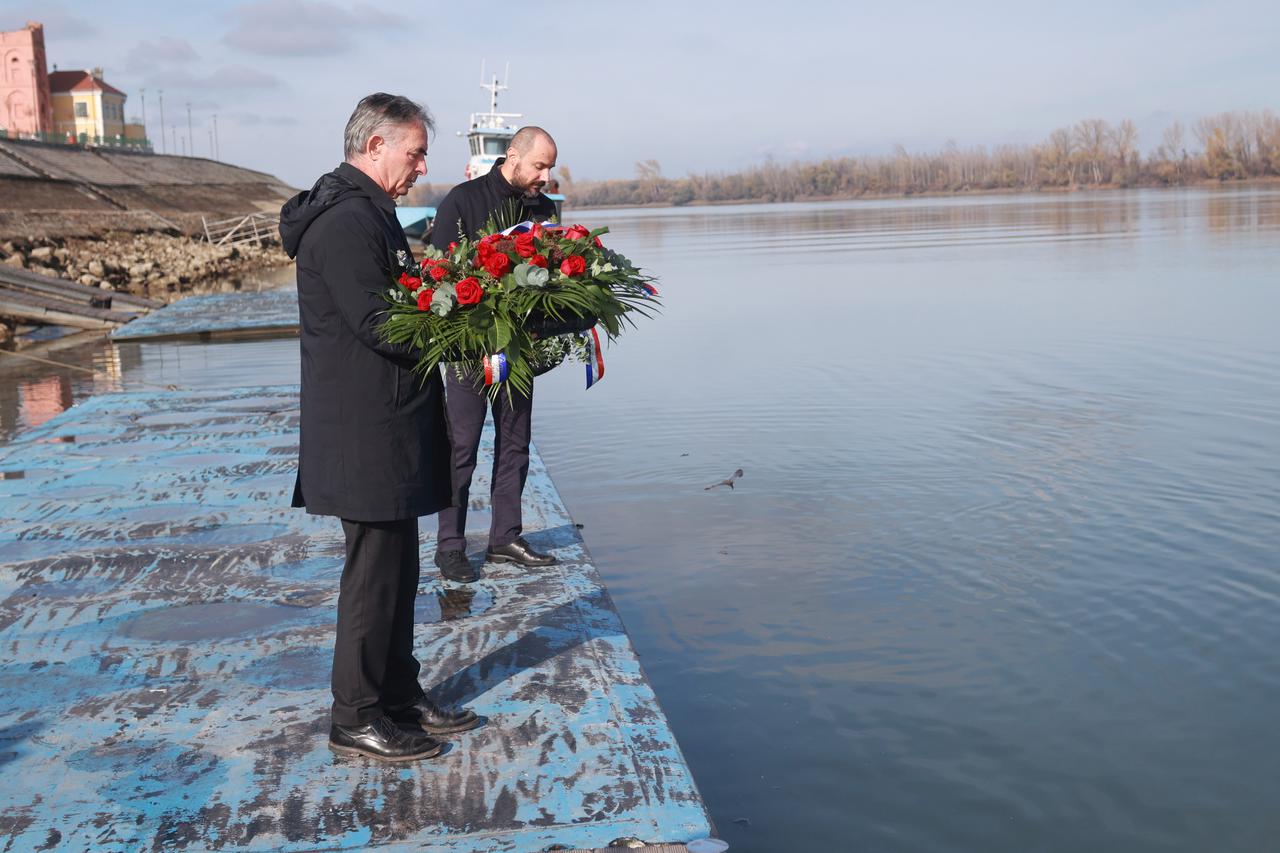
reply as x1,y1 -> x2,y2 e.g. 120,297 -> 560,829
328,715 -> 444,762
388,697 -> 481,735
434,548 -> 479,583
486,537 -> 556,567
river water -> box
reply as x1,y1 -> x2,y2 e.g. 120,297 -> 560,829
2,187 -> 1277,851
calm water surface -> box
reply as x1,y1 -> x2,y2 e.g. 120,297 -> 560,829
2,187 -> 1277,851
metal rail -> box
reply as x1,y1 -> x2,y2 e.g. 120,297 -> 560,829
201,212 -> 280,246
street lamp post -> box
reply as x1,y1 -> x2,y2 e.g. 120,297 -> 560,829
186,103 -> 193,157
158,90 -> 165,154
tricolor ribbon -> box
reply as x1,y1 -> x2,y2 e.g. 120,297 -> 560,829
500,220 -> 561,236
482,353 -> 509,385
583,327 -> 605,389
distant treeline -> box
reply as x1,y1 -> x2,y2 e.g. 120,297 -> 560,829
557,110 -> 1280,207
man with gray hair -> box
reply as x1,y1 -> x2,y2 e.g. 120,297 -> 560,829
280,93 -> 478,762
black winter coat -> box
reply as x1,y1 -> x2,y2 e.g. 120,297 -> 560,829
429,157 -> 558,249
280,162 -> 451,521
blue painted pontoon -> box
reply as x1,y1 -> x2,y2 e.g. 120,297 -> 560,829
0,386 -> 712,851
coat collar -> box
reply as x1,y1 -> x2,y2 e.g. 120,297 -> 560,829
336,162 -> 397,215
486,157 -> 525,199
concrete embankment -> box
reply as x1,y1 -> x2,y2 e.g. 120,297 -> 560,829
0,138 -> 295,238
0,140 -> 296,331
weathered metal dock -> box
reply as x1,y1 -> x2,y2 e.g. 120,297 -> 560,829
110,291 -> 299,342
0,386 -> 712,851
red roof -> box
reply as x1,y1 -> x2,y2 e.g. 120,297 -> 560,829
48,70 -> 126,98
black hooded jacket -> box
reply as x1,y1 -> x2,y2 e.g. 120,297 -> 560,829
428,157 -> 558,249
279,162 -> 450,521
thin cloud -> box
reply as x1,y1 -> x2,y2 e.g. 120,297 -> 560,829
229,112 -> 301,127
125,37 -> 200,72
147,65 -> 283,93
3,4 -> 97,38
223,0 -> 410,57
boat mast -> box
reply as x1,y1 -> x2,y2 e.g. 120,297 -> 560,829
479,60 -> 509,119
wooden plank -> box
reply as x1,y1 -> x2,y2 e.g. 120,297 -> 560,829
0,287 -> 135,328
0,264 -> 162,310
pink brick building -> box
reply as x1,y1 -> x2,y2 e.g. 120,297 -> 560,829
1,21 -> 53,136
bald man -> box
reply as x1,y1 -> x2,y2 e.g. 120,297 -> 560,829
429,127 -> 588,581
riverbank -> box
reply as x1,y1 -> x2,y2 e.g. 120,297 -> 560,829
1,232 -> 290,299
564,175 -> 1280,211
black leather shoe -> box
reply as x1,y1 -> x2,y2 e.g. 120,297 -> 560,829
328,715 -> 444,762
388,697 -> 481,735
486,537 -> 556,567
434,549 -> 479,583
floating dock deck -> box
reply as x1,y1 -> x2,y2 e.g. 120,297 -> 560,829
111,291 -> 299,341
0,386 -> 712,851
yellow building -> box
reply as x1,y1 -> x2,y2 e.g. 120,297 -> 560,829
49,67 -> 126,142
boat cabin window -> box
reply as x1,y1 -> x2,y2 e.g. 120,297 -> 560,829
484,137 -> 507,155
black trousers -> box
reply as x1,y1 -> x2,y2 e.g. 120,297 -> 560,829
332,517 -> 424,726
437,368 -> 533,553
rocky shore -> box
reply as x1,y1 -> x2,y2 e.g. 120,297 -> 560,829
0,231 -> 291,301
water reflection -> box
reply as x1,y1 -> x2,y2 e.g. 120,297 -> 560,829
584,185 -> 1280,261
437,586 -> 476,621
537,185 -> 1280,853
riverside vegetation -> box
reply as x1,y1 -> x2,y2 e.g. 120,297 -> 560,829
487,110 -> 1280,208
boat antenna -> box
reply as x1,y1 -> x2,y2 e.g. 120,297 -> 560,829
478,59 -> 509,114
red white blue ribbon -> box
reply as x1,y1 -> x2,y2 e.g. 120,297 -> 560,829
500,220 -> 560,236
584,327 -> 605,389
482,353 -> 509,385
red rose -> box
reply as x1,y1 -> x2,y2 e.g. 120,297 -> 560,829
530,254 -> 548,268
482,252 -> 512,278
456,277 -> 484,305
417,288 -> 434,310
397,272 -> 421,290
514,233 -> 536,257
531,223 -> 545,238
448,241 -> 459,250
560,255 -> 587,276
428,264 -> 450,282
565,225 -> 590,241
593,236 -> 603,248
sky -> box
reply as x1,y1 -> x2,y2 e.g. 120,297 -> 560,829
6,0 -> 1280,189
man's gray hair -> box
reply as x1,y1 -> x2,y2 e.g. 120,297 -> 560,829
343,93 -> 434,160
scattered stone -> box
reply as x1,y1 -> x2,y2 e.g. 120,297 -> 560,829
1,231 -> 289,302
